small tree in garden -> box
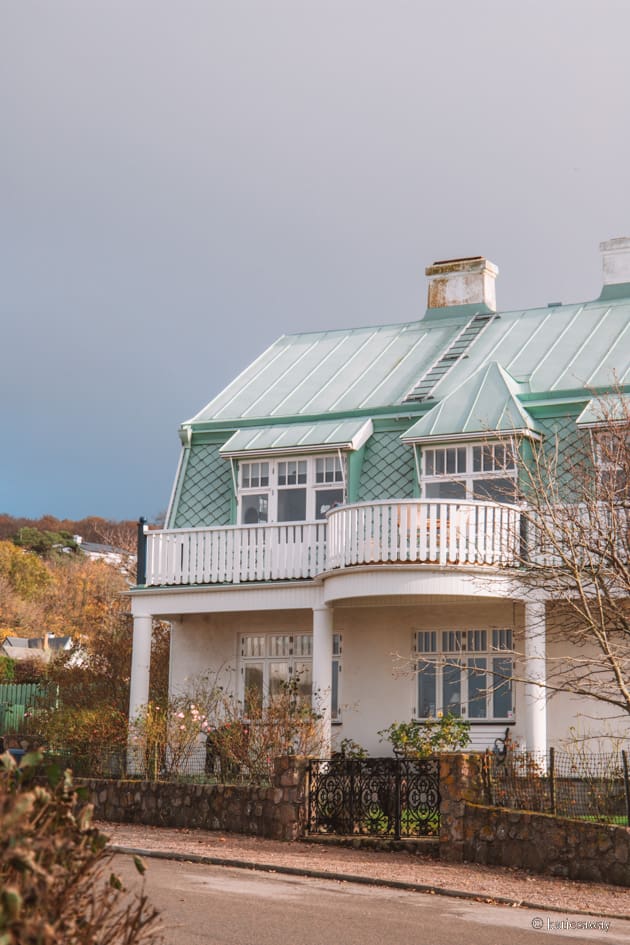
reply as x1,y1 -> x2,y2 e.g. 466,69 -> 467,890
131,674 -> 327,784
131,696 -> 219,781
0,750 -> 162,944
207,677 -> 326,784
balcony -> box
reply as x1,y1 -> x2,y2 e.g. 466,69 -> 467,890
142,500 -> 521,588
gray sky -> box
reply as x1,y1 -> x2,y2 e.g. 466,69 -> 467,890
2,0 -> 630,521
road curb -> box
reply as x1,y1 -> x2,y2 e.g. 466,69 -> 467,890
108,845 -> 630,921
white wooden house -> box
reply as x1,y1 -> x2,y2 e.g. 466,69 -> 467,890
129,240 -> 630,754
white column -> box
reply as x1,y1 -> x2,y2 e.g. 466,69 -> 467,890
523,600 -> 547,754
128,614 -> 152,724
312,606 -> 334,756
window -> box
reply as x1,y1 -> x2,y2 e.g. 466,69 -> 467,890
239,455 -> 345,524
414,629 -> 513,721
240,633 -> 312,714
422,443 -> 517,503
239,632 -> 343,718
593,431 -> 630,500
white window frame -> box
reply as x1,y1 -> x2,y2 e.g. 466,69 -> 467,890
238,631 -> 343,719
421,441 -> 517,502
239,633 -> 313,712
413,628 -> 514,722
238,454 -> 345,524
591,429 -> 630,499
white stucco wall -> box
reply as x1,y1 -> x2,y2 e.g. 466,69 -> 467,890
333,599 -> 521,754
169,609 -> 313,699
544,633 -> 629,751
168,597 -> 524,755
166,596 -> 626,755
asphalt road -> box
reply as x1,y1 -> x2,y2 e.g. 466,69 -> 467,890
112,854 -> 630,945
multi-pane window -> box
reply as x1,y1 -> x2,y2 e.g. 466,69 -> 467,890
415,629 -> 513,721
239,455 -> 345,524
240,633 -> 312,714
422,443 -> 517,503
593,431 -> 630,500
239,632 -> 342,719
240,462 -> 270,524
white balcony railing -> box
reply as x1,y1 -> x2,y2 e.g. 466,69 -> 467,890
145,521 -> 328,586
143,500 -> 520,587
326,499 -> 521,570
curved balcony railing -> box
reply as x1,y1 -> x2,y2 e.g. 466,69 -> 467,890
326,499 -> 521,569
142,500 -> 520,587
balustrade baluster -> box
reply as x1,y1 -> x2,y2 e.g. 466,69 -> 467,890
142,500 -> 520,586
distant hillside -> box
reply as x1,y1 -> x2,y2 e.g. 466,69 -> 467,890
0,514 -> 140,551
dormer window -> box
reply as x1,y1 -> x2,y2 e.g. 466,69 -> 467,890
422,442 -> 517,503
238,455 -> 345,524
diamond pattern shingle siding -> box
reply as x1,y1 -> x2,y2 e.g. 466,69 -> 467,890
173,445 -> 233,528
537,414 -> 590,497
358,431 -> 416,502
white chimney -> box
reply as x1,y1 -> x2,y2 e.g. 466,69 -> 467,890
600,237 -> 630,287
425,256 -> 498,312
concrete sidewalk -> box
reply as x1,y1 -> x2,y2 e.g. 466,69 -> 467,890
98,821 -> 630,920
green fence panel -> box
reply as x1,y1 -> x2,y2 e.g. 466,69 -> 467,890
0,683 -> 49,733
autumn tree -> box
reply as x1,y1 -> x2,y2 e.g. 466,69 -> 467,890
0,540 -> 52,637
0,517 -> 170,751
13,527 -> 79,556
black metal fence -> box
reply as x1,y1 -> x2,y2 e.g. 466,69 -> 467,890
307,756 -> 440,839
41,745 -> 239,783
486,747 -> 630,825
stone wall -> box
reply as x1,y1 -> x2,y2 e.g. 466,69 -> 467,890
79,755 -> 308,841
462,802 -> 630,887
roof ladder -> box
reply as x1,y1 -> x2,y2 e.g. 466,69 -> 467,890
403,313 -> 496,403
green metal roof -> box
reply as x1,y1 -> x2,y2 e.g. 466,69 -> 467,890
219,419 -> 373,457
401,362 -> 544,442
576,393 -> 630,427
185,295 -> 630,428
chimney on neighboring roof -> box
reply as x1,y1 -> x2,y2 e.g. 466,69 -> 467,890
600,238 -> 630,294
425,256 -> 498,312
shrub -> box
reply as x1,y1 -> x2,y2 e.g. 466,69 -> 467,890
207,678 -> 326,784
0,750 -> 162,944
130,697 -> 217,781
334,737 -> 368,760
35,704 -> 129,777
378,714 -> 471,759
0,656 -> 15,683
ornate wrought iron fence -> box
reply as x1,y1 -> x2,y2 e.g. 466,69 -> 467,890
307,756 -> 440,838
